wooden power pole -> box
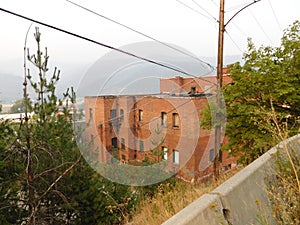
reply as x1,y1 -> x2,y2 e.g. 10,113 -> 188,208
213,0 -> 261,179
213,0 -> 225,180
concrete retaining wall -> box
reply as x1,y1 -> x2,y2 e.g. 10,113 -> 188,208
162,134 -> 300,225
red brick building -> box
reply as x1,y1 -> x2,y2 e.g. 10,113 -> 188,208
85,75 -> 236,181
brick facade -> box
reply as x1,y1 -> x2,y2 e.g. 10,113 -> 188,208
85,75 -> 237,181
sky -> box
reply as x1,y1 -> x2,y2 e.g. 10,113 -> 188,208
0,0 -> 299,77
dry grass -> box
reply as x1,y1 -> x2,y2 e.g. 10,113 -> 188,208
127,167 -> 242,225
266,142 -> 300,225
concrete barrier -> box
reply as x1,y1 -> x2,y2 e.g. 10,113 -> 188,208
162,134 -> 300,225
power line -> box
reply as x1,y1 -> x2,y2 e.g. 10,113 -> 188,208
175,0 -> 216,22
65,0 -> 214,69
210,0 -> 219,8
225,31 -> 243,53
0,7 -> 216,85
267,0 -> 282,31
247,8 -> 274,45
226,1 -> 253,12
231,22 -> 248,38
236,0 -> 273,45
190,0 -> 218,22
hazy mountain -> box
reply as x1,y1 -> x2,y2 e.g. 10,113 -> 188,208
76,41 -> 217,97
0,74 -> 23,103
0,42 -> 243,103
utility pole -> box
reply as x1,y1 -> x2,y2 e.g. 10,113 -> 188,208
213,0 -> 225,180
213,0 -> 261,180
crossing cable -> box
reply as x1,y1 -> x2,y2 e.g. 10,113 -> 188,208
236,0 -> 273,45
209,0 -> 219,8
267,0 -> 282,31
190,0 -> 218,22
225,31 -> 243,53
247,8 -> 274,45
65,0 -> 214,70
0,7 -> 217,85
175,0 -> 217,22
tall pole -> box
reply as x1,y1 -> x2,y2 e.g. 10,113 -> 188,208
213,0 -> 261,179
214,0 -> 225,180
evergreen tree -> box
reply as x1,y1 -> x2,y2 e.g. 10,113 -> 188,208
0,27 -> 143,225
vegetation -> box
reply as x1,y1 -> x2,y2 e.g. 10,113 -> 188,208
1,20 -> 299,225
223,20 -> 300,164
201,21 -> 300,225
268,142 -> 300,225
0,28 -> 140,225
127,168 -> 241,225
223,21 -> 300,224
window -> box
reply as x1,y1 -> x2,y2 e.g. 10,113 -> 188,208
172,150 -> 179,164
112,137 -> 118,149
172,113 -> 179,128
122,154 -> 126,161
120,109 -> 124,121
91,134 -> 94,145
110,109 -> 117,120
219,150 -> 223,163
191,86 -> 196,94
209,149 -> 214,162
139,140 -> 144,152
89,108 -> 93,119
162,146 -> 168,160
121,138 -> 125,150
138,109 -> 143,121
161,112 -> 167,127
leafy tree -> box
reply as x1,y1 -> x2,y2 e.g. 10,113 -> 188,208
223,21 -> 300,164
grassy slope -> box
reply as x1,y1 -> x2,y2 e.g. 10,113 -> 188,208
127,167 -> 242,225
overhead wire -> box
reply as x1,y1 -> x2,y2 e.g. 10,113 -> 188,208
226,1 -> 253,12
65,0 -> 214,69
242,0 -> 274,45
225,31 -> 243,54
0,7 -> 217,86
210,0 -> 219,8
231,22 -> 248,38
190,0 -> 218,22
175,0 -> 217,22
267,0 -> 282,31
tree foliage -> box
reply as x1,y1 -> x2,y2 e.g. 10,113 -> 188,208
0,27 -> 140,225
223,21 -> 300,164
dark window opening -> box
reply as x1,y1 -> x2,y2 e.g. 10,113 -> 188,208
209,149 -> 214,162
172,113 -> 179,128
89,108 -> 93,119
112,137 -> 118,149
121,138 -> 125,150
138,109 -> 143,121
110,109 -> 117,120
120,109 -> 124,121
140,140 -> 144,152
191,86 -> 196,94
